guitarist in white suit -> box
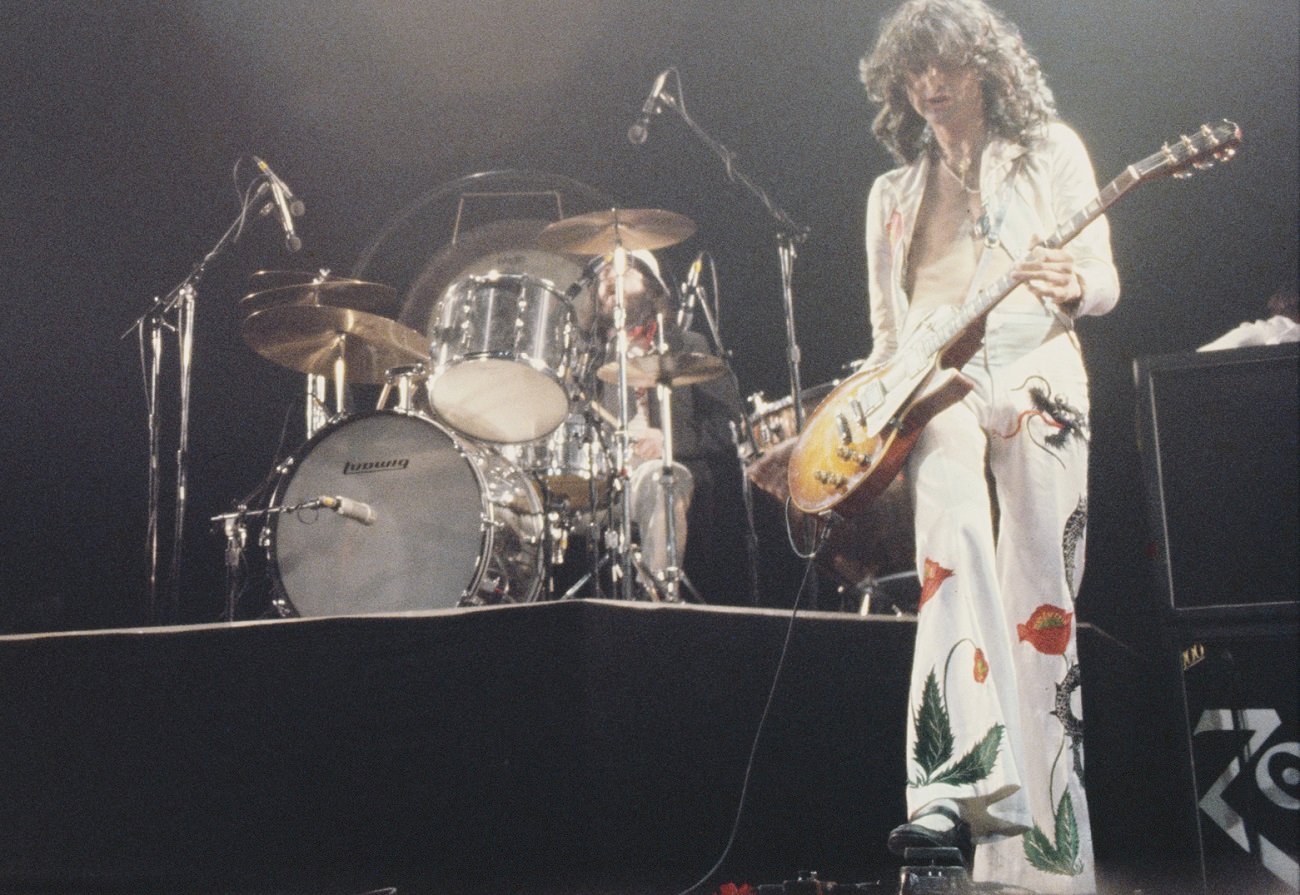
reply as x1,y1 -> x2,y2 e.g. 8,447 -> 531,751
858,0 -> 1119,891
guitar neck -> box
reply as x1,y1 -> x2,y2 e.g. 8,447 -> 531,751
913,168 -> 1140,359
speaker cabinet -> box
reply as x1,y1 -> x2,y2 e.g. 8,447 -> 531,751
1176,621 -> 1300,894
1134,343 -> 1298,622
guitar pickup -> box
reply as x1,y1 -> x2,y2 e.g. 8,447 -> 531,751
849,398 -> 868,427
836,413 -> 854,444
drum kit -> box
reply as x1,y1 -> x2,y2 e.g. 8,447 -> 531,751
221,208 -> 728,618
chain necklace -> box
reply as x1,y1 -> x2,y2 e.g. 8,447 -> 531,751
937,150 -> 981,196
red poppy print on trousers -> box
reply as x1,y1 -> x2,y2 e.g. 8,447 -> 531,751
1017,604 -> 1074,655
917,558 -> 954,612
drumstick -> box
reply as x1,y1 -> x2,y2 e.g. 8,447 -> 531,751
591,402 -> 619,428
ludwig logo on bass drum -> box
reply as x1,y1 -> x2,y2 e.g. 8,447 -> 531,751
343,458 -> 410,475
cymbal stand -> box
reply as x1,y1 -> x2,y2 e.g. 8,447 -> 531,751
607,234 -> 637,601
651,316 -> 701,603
557,405 -> 611,601
331,333 -> 349,416
124,178 -> 273,624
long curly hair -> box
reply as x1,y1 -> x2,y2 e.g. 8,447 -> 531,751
859,0 -> 1057,164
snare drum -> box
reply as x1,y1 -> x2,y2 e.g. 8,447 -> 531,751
428,273 -> 578,443
268,411 -> 544,617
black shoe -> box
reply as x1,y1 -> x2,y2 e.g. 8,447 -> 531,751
887,804 -> 973,862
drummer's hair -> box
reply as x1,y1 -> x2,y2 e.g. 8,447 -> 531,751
859,0 -> 1056,164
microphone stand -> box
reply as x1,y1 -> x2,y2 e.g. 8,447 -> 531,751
690,269 -> 761,607
653,88 -> 812,433
124,179 -> 272,624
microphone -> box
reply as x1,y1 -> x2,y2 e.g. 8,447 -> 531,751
317,495 -> 377,525
252,155 -> 304,253
677,252 -> 705,328
627,69 -> 672,145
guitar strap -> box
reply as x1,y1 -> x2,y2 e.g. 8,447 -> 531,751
962,156 -> 1022,307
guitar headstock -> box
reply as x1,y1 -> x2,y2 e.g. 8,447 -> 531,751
1136,120 -> 1242,183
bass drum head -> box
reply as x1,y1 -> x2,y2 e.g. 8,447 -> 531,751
270,412 -> 537,617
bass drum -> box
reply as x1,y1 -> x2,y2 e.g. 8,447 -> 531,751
269,411 -> 544,617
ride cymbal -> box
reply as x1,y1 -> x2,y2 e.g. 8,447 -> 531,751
596,351 -> 726,388
535,208 -> 695,255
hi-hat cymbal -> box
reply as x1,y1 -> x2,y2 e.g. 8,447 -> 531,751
535,209 -> 696,255
240,277 -> 398,316
596,351 -> 726,388
241,305 -> 429,383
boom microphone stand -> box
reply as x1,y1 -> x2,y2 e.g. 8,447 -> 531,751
124,174 -> 283,624
638,72 -> 813,433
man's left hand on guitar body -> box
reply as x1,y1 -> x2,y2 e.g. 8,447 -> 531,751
1011,243 -> 1084,312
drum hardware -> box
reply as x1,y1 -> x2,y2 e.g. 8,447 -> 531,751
264,411 -> 545,617
675,248 -> 763,608
242,270 -> 402,438
534,207 -> 696,255
853,570 -> 921,617
210,492 -> 374,621
535,209 -> 697,599
376,363 -> 431,415
426,271 -> 579,443
239,274 -> 398,316
595,350 -> 727,390
742,381 -> 839,460
124,171 -> 285,624
645,314 -> 709,603
240,304 -> 431,425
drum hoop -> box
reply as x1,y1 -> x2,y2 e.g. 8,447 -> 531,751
267,409 -> 500,613
430,351 -> 571,380
461,271 -> 573,305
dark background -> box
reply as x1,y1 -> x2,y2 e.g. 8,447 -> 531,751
2,1 -> 1296,633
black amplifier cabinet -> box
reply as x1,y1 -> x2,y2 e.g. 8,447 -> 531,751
1175,620 -> 1300,895
1134,342 -> 1298,624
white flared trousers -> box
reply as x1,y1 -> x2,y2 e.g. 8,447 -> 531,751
904,311 -> 1095,894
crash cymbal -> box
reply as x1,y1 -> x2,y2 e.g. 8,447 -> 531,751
535,209 -> 695,255
248,269 -> 394,292
240,278 -> 398,316
248,269 -> 328,289
596,351 -> 726,388
241,304 -> 429,383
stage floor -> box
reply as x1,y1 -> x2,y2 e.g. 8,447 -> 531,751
0,599 -> 1198,894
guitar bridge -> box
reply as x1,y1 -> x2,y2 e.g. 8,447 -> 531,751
813,469 -> 849,489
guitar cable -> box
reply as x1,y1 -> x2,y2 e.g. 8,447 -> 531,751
673,511 -> 837,895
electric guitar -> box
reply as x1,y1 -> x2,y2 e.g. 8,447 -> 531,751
788,120 -> 1242,517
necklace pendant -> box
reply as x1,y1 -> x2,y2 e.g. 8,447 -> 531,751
973,210 -> 991,242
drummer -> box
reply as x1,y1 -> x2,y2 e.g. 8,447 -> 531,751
587,250 -> 742,598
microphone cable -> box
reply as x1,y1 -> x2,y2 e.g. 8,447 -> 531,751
673,514 -> 837,895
